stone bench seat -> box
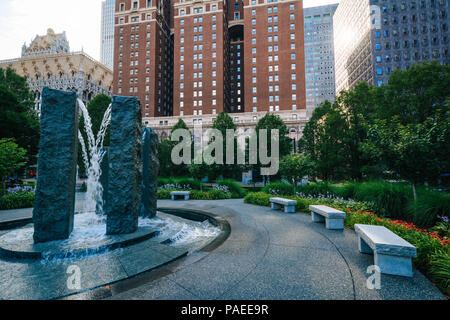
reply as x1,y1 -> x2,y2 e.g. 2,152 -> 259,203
170,191 -> 190,201
309,205 -> 346,230
355,224 -> 417,277
270,197 -> 297,213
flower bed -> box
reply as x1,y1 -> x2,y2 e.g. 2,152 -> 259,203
244,191 -> 450,296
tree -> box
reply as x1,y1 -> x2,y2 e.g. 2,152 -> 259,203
253,113 -> 291,182
188,163 -> 209,190
376,61 -> 450,125
156,118 -> 191,178
0,68 -> 40,165
336,82 -> 376,180
170,118 -> 190,135
279,154 -> 313,193
363,106 -> 450,199
0,138 -> 27,194
299,101 -> 349,181
209,112 -> 243,180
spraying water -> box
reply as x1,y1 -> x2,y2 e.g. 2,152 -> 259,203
77,99 -> 112,218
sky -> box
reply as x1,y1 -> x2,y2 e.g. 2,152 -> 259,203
0,0 -> 340,61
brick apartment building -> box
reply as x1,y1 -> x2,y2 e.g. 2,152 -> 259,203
113,0 -> 173,117
113,0 -> 306,118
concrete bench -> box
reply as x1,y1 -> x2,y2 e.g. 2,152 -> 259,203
170,191 -> 190,201
355,224 -> 417,277
309,205 -> 346,230
270,197 -> 297,213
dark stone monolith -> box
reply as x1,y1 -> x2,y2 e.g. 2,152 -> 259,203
33,88 -> 79,243
141,128 -> 160,218
96,147 -> 109,216
106,96 -> 142,235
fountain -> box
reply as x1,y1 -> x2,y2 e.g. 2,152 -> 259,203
0,88 -> 222,299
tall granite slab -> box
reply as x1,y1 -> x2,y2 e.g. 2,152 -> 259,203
141,128 -> 160,218
33,88 -> 79,243
96,147 -> 109,216
106,96 -> 142,235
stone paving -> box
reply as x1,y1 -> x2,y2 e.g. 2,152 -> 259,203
105,199 -> 445,300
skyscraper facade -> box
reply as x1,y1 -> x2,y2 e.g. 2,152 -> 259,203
113,0 -> 173,117
172,1 -> 230,117
304,4 -> 338,114
243,0 -> 306,113
334,0 -> 449,94
114,0 -> 306,119
101,0 -> 116,70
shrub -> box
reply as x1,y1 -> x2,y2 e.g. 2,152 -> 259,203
428,252 -> 450,296
175,178 -> 202,190
296,182 -> 335,198
0,192 -> 35,210
157,177 -> 176,186
333,182 -> 359,199
352,181 -> 412,220
191,189 -> 231,200
217,179 -> 246,198
244,192 -> 272,207
407,188 -> 450,228
262,182 -> 294,196
156,189 -> 171,199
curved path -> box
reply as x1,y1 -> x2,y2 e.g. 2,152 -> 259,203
103,199 -> 445,300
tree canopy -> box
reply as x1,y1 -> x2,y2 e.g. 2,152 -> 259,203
299,61 -> 450,188
0,68 -> 40,166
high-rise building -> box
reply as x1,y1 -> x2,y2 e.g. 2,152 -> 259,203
0,29 -> 113,116
113,0 -> 173,118
172,1 -> 230,117
101,0 -> 116,70
334,0 -> 450,94
304,4 -> 338,115
243,0 -> 306,113
114,0 -> 306,120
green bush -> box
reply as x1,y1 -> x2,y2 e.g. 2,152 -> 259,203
352,181 -> 412,220
156,189 -> 171,199
333,182 -> 359,199
262,182 -> 294,196
157,177 -> 176,186
217,179 -> 247,198
0,192 -> 35,210
191,189 -> 231,200
176,178 -> 202,190
244,192 -> 272,207
296,182 -> 335,197
407,188 -> 450,228
428,252 -> 450,296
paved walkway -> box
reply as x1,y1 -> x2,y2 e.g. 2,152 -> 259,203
107,199 -> 445,300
